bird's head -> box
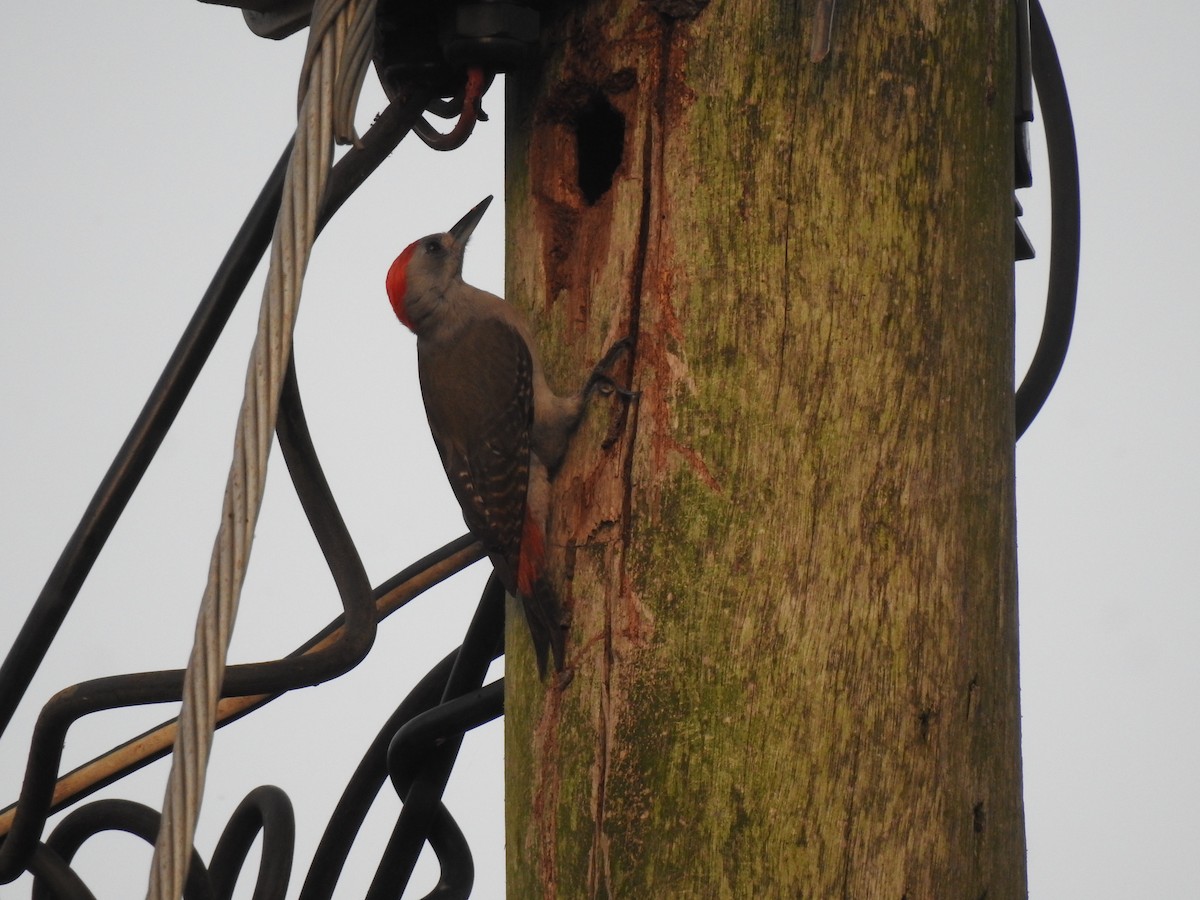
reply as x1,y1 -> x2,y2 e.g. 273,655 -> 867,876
386,195 -> 493,334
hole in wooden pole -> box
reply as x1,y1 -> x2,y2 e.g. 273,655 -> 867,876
575,93 -> 624,205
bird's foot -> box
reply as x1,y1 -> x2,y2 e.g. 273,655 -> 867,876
591,374 -> 639,400
586,337 -> 638,401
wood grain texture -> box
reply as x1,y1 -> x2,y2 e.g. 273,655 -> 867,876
505,0 -> 1024,896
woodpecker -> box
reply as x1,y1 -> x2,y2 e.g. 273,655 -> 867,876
386,196 -> 630,675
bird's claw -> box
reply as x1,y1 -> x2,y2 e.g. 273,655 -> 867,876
587,337 -> 637,401
592,374 -> 639,400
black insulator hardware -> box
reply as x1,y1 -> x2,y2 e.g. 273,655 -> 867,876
1015,0 -> 1036,124
441,2 -> 540,71
196,0 -> 314,40
375,0 -> 461,101
1015,120 -> 1033,190
1013,0 -> 1035,260
1015,196 -> 1035,261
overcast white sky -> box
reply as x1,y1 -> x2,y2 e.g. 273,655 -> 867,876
1,2 -> 1197,897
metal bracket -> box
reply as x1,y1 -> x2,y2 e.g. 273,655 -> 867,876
1014,0 -> 1035,260
196,0 -> 314,40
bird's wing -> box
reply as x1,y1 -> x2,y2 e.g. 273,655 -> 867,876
418,318 -> 533,592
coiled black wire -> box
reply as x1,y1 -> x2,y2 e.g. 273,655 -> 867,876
298,581 -> 504,900
1015,0 -> 1080,439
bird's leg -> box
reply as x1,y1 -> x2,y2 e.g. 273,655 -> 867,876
584,337 -> 638,401
581,338 -> 638,451
541,338 -> 638,478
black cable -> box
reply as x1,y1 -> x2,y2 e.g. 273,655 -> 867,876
36,800 -> 213,900
367,578 -> 505,898
298,653 -> 462,900
389,680 -> 504,772
208,785 -> 295,900
1015,0 -> 1080,438
25,844 -> 97,900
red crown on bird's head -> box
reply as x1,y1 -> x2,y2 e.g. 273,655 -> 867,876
386,240 -> 420,332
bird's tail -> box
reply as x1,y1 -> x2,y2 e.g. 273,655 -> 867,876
521,577 -> 567,678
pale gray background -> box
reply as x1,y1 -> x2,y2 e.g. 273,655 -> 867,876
2,2 -> 1197,897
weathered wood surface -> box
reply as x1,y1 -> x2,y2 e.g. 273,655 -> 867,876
505,1 -> 1024,895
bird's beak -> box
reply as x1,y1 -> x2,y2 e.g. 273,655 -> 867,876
449,195 -> 493,246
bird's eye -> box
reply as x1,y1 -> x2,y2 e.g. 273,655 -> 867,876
424,239 -> 444,256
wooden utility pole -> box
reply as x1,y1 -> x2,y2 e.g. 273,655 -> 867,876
505,0 -> 1025,896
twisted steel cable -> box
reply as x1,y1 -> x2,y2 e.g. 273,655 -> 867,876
146,2 -> 375,896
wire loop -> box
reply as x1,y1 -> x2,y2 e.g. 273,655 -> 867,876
414,67 -> 490,151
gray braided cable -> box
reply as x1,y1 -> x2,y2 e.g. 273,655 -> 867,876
145,2 -> 374,897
